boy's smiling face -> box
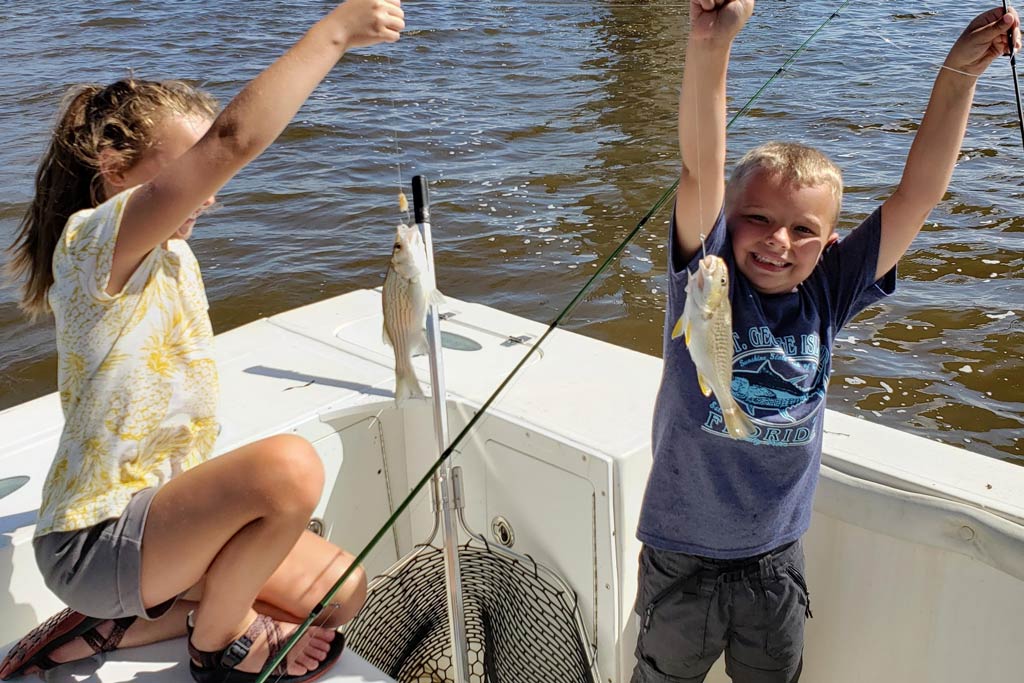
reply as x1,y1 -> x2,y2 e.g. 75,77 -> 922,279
727,168 -> 839,295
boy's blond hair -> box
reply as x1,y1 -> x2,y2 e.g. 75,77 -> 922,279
725,142 -> 843,228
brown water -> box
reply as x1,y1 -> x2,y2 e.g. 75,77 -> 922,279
0,1 -> 1021,462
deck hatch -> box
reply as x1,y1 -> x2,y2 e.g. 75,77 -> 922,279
0,476 -> 29,502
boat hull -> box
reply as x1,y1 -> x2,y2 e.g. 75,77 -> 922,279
2,289 -> 1022,682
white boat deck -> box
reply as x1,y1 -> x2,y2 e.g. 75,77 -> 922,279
0,638 -> 395,682
3,288 -> 1023,683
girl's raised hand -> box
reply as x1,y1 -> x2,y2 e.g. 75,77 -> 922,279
690,0 -> 755,45
945,5 -> 1021,76
331,0 -> 405,50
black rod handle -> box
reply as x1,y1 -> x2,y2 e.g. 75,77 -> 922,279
412,175 -> 430,224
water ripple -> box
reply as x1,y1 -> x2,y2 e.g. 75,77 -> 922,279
0,0 -> 1020,461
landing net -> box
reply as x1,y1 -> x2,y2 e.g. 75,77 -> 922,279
345,541 -> 595,683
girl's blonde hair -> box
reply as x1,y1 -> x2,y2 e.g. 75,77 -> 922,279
725,141 -> 844,227
7,79 -> 218,318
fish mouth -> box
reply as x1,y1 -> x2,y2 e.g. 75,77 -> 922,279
751,252 -> 790,271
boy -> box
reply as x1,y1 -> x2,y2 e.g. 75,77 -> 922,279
633,2 -> 1021,682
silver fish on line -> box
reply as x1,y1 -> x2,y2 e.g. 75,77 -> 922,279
382,223 -> 445,403
672,255 -> 756,440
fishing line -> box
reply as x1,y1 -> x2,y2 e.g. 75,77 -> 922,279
257,2 -> 852,680
385,51 -> 412,222
869,30 -> 1015,87
1005,0 -> 1024,149
693,18 -> 707,261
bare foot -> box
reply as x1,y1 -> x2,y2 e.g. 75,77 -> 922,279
194,616 -> 337,676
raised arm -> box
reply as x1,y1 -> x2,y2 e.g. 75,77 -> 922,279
675,0 -> 754,261
878,5 -> 1020,280
112,0 -> 405,281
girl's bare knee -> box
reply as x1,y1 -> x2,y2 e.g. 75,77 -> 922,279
251,434 -> 324,514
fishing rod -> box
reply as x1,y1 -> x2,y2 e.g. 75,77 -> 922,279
1005,0 -> 1024,149
256,2 -> 853,680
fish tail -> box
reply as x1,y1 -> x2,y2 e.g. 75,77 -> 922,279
394,362 -> 425,404
722,401 -> 757,440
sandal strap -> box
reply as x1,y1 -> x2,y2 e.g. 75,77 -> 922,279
80,615 -> 137,654
186,612 -> 288,676
262,616 -> 288,677
31,654 -> 62,671
0,609 -> 102,679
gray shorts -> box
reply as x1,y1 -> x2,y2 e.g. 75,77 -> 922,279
631,540 -> 810,683
33,487 -> 176,620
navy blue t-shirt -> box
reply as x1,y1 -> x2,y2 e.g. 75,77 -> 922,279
637,207 -> 896,559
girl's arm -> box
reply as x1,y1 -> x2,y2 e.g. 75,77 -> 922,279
111,0 -> 404,287
878,5 -> 1020,280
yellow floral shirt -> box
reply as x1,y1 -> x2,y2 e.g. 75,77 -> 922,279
36,187 -> 220,536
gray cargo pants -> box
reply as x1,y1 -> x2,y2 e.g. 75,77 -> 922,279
631,540 -> 810,683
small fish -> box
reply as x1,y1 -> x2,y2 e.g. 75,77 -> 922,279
672,255 -> 756,440
382,223 -> 444,403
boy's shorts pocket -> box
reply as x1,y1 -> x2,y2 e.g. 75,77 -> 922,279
634,547 -> 717,681
763,562 -> 811,663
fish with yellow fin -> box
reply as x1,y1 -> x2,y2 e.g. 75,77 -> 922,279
672,255 -> 756,440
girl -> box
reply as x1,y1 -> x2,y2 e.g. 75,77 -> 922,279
1,1 -> 405,681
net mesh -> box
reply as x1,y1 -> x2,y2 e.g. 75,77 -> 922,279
345,541 -> 596,683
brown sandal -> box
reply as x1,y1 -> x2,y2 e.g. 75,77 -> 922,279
0,608 -> 136,680
186,612 -> 344,683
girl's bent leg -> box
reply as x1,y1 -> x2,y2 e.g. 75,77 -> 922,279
186,531 -> 368,630
139,434 -> 345,674
33,532 -> 368,673
256,530 -> 367,629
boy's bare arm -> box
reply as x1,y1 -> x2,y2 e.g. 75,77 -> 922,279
675,0 -> 754,262
879,6 -> 1020,280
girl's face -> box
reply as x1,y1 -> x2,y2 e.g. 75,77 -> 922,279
105,113 -> 214,240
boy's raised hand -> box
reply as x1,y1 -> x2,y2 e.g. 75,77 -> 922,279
945,5 -> 1021,76
877,4 -> 1021,281
690,0 -> 755,44
332,0 -> 405,50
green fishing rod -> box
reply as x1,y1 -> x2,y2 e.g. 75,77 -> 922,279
256,2 -> 852,680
